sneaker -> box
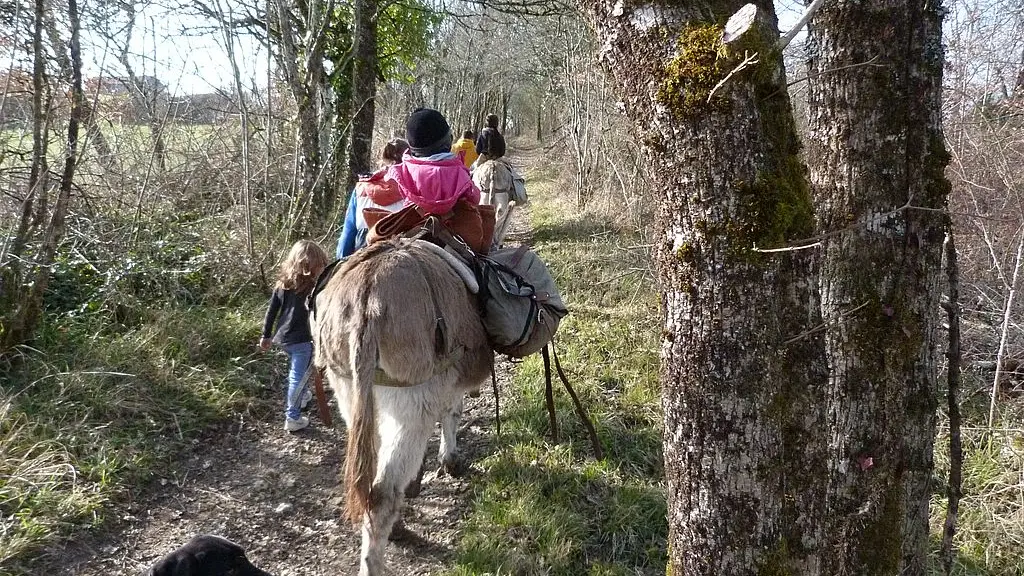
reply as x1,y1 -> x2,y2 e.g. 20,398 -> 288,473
284,415 -> 309,432
300,389 -> 313,410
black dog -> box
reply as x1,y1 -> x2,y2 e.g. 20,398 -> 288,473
147,535 -> 272,576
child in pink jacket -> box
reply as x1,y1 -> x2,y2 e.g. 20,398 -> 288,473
387,108 -> 481,215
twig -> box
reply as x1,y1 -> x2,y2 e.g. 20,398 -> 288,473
194,487 -> 241,503
172,413 -> 184,442
778,0 -> 828,49
987,226 -> 1024,428
783,300 -> 870,345
785,56 -> 882,88
752,241 -> 821,253
707,51 -> 759,103
595,269 -> 642,285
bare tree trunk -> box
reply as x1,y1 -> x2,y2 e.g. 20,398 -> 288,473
2,0 -> 83,354
805,0 -> 950,572
535,102 -> 542,142
345,0 -> 378,197
0,0 -> 48,343
79,100 -> 119,174
271,0 -> 331,234
117,6 -> 167,173
583,1 -> 828,573
215,0 -> 255,259
500,88 -> 509,132
941,226 -> 963,576
13,0 -> 49,257
42,10 -> 118,176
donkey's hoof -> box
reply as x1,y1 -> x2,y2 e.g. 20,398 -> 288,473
439,454 -> 468,477
404,477 -> 422,499
389,520 -> 416,542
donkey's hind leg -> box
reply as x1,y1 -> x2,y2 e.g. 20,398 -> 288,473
438,396 -> 467,476
359,407 -> 432,576
406,394 -> 464,497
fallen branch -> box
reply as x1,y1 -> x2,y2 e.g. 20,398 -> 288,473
941,226 -> 963,576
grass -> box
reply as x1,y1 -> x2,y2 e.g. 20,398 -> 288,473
0,299 -> 278,574
446,169 -> 667,575
1,122 -> 247,180
930,382 -> 1024,576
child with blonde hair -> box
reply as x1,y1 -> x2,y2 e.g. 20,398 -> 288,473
259,239 -> 329,432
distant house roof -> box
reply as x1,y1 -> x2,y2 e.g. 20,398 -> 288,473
85,75 -> 167,95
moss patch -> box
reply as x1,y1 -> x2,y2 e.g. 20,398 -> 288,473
735,153 -> 815,249
737,43 -> 814,250
656,24 -> 731,118
757,537 -> 793,576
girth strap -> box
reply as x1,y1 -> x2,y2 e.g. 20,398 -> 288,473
372,345 -> 466,387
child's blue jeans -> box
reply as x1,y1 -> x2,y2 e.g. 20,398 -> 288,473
282,341 -> 312,420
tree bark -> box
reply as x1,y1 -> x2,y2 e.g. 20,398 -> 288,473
2,0 -> 83,354
13,0 -> 49,258
941,226 -> 963,576
346,0 -> 378,197
271,0 -> 330,234
582,1 -> 828,573
1,0 -> 49,354
805,0 -> 950,572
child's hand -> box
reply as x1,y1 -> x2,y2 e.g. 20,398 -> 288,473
259,337 -> 271,352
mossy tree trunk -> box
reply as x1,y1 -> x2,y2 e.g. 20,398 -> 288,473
805,0 -> 950,573
581,0 -> 828,573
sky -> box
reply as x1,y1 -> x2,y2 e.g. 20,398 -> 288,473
71,1 -> 810,96
80,3 -> 267,95
6,0 -> 1015,97
71,0 -> 1018,99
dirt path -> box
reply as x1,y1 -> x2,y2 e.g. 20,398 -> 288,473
36,384 -> 502,576
35,149 -> 540,576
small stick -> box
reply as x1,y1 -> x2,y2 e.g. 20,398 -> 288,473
542,346 -> 559,443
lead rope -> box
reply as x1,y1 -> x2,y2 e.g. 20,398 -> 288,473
490,353 -> 501,438
548,343 -> 604,460
541,345 -> 559,443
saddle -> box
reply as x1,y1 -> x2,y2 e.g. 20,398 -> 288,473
363,199 -> 496,255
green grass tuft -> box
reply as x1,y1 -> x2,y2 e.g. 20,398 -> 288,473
931,408 -> 1024,575
0,300 -> 276,573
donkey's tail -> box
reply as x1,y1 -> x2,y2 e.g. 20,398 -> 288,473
344,288 -> 379,526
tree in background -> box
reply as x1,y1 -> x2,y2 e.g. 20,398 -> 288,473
340,0 -> 438,195
347,0 -> 377,194
1,0 -> 85,355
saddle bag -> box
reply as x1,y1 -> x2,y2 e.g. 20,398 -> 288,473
508,164 -> 528,206
475,245 -> 567,358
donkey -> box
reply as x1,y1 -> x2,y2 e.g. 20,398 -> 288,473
310,238 -> 491,576
472,159 -> 515,246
